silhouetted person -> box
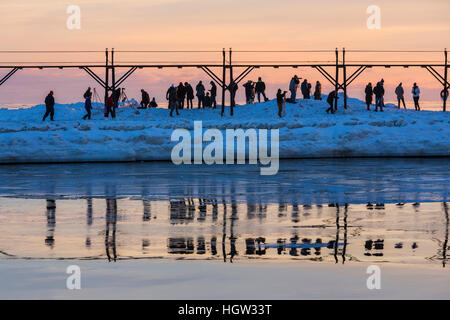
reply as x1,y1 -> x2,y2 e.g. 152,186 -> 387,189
185,82 -> 194,109
229,80 -> 238,107
314,81 -> 322,100
149,97 -> 158,108
441,88 -> 449,104
255,77 -> 267,102
288,75 -> 300,103
140,89 -> 150,109
301,79 -> 311,99
205,92 -> 212,108
42,91 -> 55,121
112,87 -> 121,110
166,84 -> 179,116
412,83 -> 420,111
243,80 -> 254,104
326,90 -> 337,114
365,83 -> 373,111
395,83 -> 406,109
83,87 -> 92,101
83,89 -> 92,120
209,81 -> 217,108
276,89 -> 287,118
196,81 -> 206,108
104,94 -> 115,118
177,82 -> 186,109
373,79 -> 385,112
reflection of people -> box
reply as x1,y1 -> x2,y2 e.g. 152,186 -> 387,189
45,199 -> 56,248
105,198 -> 117,262
143,200 -> 151,221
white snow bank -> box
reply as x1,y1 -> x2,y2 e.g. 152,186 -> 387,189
0,96 -> 449,163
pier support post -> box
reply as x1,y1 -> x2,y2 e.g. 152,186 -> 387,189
444,48 -> 448,112
104,48 -> 109,105
343,48 -> 348,109
111,48 -> 116,105
229,48 -> 234,116
334,48 -> 339,112
221,48 -> 226,116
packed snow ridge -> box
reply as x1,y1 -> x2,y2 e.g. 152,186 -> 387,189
0,96 -> 449,163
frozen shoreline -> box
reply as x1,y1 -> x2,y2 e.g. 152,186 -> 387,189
0,96 -> 449,163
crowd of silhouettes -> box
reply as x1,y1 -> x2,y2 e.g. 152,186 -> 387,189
40,74 -> 446,121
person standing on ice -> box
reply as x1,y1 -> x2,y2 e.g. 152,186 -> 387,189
314,81 -> 322,100
441,88 -> 449,104
229,80 -> 238,107
184,82 -> 194,109
42,91 -> 55,121
365,83 -> 373,111
167,84 -> 179,117
276,89 -> 287,118
105,93 -> 115,118
140,89 -> 150,109
255,77 -> 267,103
209,81 -> 217,109
243,80 -> 255,104
326,90 -> 337,114
412,83 -> 421,111
83,90 -> 93,120
395,83 -> 406,109
373,80 -> 385,112
112,88 -> 121,110
301,79 -> 311,99
288,75 -> 300,103
177,82 -> 186,110
196,81 -> 206,108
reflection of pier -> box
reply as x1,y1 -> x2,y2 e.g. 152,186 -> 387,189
32,198 -> 448,265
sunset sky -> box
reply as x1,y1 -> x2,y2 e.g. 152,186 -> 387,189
0,0 -> 449,104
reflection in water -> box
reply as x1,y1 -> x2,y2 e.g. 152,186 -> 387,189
0,198 -> 448,268
45,199 -> 56,248
105,198 -> 117,262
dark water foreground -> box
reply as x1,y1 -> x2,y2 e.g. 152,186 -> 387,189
0,158 -> 448,267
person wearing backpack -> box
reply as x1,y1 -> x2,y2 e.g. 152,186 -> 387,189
42,91 -> 55,121
412,83 -> 421,111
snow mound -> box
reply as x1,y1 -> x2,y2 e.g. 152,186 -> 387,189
0,96 -> 449,163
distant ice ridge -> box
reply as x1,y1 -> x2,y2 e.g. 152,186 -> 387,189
0,96 -> 449,163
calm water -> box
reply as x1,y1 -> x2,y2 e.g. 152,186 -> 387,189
0,159 -> 448,267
